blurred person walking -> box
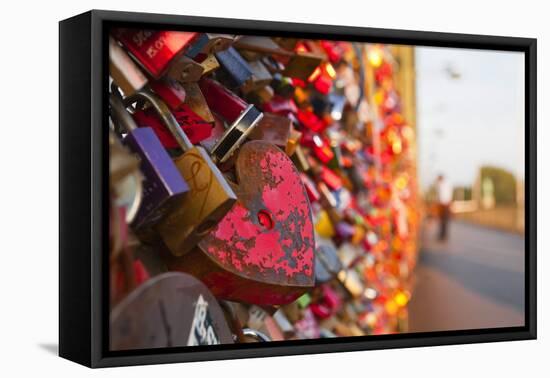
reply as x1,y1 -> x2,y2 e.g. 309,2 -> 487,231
435,174 -> 453,241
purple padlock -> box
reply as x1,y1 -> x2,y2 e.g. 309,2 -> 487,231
110,93 -> 189,231
335,221 -> 356,241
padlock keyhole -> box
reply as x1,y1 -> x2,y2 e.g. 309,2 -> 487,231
257,210 -> 274,230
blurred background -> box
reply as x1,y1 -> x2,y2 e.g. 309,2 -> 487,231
408,47 -> 525,332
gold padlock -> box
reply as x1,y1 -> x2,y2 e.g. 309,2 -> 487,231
167,55 -> 205,83
290,145 -> 311,173
109,36 -> 148,97
234,36 -> 293,57
182,82 -> 215,124
241,60 -> 273,94
318,182 -> 343,225
283,52 -> 324,81
272,37 -> 299,51
285,127 -> 302,156
247,85 -> 274,105
200,33 -> 237,54
199,54 -> 220,75
124,90 -> 237,256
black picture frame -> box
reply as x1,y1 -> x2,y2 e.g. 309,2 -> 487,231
59,9 -> 537,368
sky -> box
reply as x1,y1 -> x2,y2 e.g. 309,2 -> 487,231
415,46 -> 525,190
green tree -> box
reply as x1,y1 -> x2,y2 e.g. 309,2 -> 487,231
480,166 -> 516,205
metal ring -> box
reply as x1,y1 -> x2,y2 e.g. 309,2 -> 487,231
241,328 -> 271,342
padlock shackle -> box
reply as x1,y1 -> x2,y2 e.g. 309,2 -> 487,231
125,90 -> 194,151
111,81 -> 124,101
241,328 -> 271,342
109,93 -> 138,132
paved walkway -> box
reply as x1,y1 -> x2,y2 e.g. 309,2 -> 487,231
407,220 -> 525,332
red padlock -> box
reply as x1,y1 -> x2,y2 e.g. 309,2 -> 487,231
149,76 -> 187,111
133,105 -> 212,148
262,96 -> 298,116
310,284 -> 342,320
114,29 -> 199,78
308,63 -> 335,95
198,77 -> 264,164
301,173 -> 320,203
163,141 -> 315,305
114,259 -> 150,297
199,77 -> 248,122
319,166 -> 343,191
313,74 -> 333,95
311,134 -> 335,164
297,109 -> 328,133
375,62 -> 393,84
319,40 -> 344,64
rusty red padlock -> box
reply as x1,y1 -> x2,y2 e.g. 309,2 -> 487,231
163,141 -> 315,305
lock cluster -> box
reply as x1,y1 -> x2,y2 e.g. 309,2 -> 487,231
108,29 -> 419,350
